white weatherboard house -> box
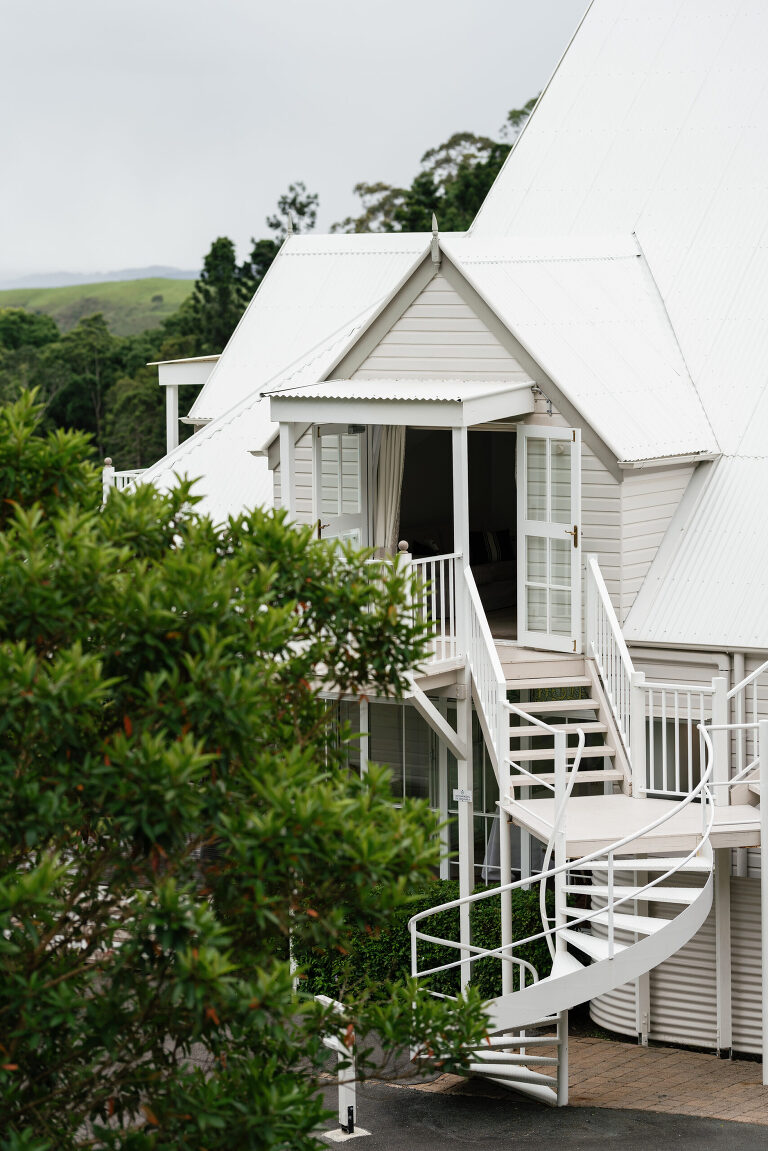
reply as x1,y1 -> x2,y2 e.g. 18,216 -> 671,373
118,0 -> 768,1106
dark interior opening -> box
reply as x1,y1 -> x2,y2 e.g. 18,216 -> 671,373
398,428 -> 517,630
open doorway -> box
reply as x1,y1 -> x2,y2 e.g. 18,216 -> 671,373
398,428 -> 517,637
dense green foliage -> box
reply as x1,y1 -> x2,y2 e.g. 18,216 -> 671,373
0,395 -> 489,1149
300,881 -> 553,1003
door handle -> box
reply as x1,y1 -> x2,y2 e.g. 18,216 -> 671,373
565,525 -> 579,548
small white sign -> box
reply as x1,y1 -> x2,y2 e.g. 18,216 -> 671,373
453,788 -> 473,804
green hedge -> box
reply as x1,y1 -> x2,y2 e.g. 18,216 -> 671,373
298,880 -> 553,1002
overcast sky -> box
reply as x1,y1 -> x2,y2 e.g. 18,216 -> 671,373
2,0 -> 588,277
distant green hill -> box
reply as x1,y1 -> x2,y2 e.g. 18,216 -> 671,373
0,277 -> 194,337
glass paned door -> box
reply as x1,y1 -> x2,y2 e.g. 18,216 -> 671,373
314,427 -> 367,546
517,425 -> 581,653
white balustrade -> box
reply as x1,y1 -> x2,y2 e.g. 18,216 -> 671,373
728,659 -> 768,787
410,552 -> 460,667
585,555 -> 632,755
464,564 -> 506,772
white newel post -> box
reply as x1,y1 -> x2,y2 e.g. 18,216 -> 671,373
712,677 -> 729,806
498,685 -> 513,996
553,729 -> 568,954
629,671 -> 647,797
456,675 -> 474,991
102,458 -> 115,505
451,428 -> 472,988
760,719 -> 768,1085
279,422 -> 296,519
163,382 -> 179,454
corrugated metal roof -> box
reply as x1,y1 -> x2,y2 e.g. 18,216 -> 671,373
187,232 -> 431,422
624,458 -> 768,650
264,378 -> 529,403
446,237 -> 717,462
471,0 -> 768,456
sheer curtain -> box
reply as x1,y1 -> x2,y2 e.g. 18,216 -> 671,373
373,425 -> 406,556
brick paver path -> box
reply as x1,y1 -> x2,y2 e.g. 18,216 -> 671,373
416,1037 -> 768,1124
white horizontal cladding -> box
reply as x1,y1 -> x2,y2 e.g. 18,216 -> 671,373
268,381 -> 535,429
592,875 -> 761,1055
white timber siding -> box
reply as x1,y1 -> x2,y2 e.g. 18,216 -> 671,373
591,876 -> 761,1055
273,429 -> 314,525
620,467 -> 694,620
352,273 -> 531,381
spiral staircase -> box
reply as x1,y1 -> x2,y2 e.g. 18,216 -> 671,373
408,558 -> 726,1106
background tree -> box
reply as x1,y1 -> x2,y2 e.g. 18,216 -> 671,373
0,395 -> 488,1150
332,97 -> 536,233
183,237 -> 250,356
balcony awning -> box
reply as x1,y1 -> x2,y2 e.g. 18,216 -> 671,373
264,377 -> 535,428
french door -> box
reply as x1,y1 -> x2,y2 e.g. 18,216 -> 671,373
517,425 -> 582,653
314,426 -> 367,546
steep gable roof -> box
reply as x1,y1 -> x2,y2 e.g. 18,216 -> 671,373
471,0 -> 768,455
187,233 -> 430,422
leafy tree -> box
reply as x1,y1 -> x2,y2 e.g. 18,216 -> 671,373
0,394 -> 488,1150
41,314 -> 119,456
0,309 -> 59,351
184,237 -> 250,356
240,181 -> 319,300
103,368 -> 166,469
332,98 -> 537,234
266,180 -> 319,240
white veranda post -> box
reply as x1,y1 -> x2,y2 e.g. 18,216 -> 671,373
517,425 -> 582,654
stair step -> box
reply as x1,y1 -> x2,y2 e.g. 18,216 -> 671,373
468,1051 -> 559,1067
483,1077 -> 558,1105
507,676 -> 592,692
577,856 -> 711,873
467,1063 -> 557,1087
509,769 -> 624,791
565,908 -> 668,935
565,884 -> 700,905
560,928 -> 628,961
517,698 -> 599,714
511,745 -> 615,762
549,950 -> 585,979
466,1034 -> 558,1050
509,721 -> 608,738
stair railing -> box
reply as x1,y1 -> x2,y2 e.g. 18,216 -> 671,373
585,554 -> 730,800
727,659 -> 768,794
409,552 -> 461,667
410,746 -> 715,1005
463,564 -> 507,774
585,555 -> 634,759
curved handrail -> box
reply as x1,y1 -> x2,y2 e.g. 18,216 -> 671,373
410,743 -> 716,989
540,728 -> 586,960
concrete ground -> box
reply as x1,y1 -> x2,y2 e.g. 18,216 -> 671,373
318,1034 -> 768,1149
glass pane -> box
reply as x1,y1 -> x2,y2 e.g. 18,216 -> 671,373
550,587 -> 572,635
526,437 -> 547,521
550,438 -> 571,524
526,536 -> 547,583
526,585 -> 547,632
403,707 -> 430,799
369,703 -> 403,796
550,537 -> 570,587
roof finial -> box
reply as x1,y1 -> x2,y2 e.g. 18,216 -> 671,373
431,213 -> 440,265
286,211 -> 295,236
